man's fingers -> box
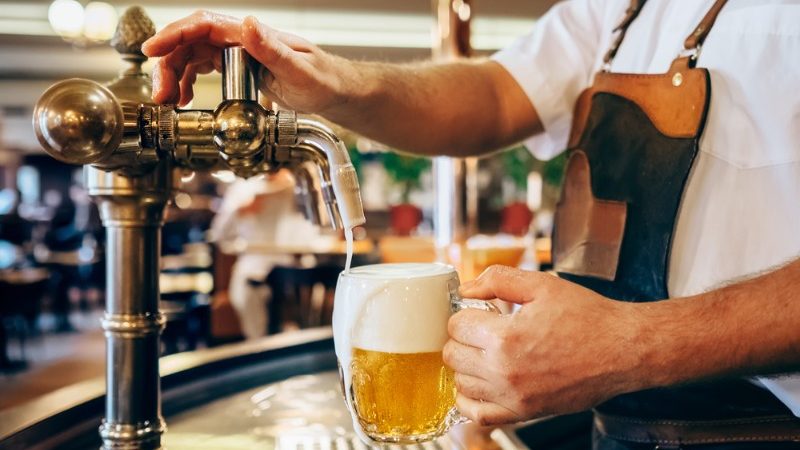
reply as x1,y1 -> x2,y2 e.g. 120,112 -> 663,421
178,61 -> 215,106
443,339 -> 488,378
454,373 -> 497,402
153,44 -> 219,104
142,10 -> 241,57
273,28 -> 316,52
152,64 -> 178,105
241,16 -> 302,77
459,265 -> 554,305
448,309 -> 503,349
456,394 -> 522,426
153,44 -> 192,104
178,68 -> 196,107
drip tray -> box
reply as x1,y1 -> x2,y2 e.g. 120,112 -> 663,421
167,371 -> 468,449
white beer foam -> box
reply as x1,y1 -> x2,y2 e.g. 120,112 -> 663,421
335,263 -> 455,354
344,262 -> 454,280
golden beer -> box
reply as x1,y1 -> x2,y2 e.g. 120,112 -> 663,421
334,263 -> 493,443
350,347 -> 456,438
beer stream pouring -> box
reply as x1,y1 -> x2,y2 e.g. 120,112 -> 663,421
31,7 -> 364,449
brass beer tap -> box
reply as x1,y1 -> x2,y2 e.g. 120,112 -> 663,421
33,50 -> 365,228
31,7 -> 364,450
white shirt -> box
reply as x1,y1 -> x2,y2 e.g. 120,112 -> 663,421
209,175 -> 319,276
493,0 -> 800,416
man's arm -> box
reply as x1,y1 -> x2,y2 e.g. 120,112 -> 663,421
327,59 -> 543,156
638,258 -> 800,387
142,11 -> 542,157
443,262 -> 800,425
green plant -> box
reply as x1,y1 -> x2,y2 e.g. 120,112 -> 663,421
501,145 -> 535,192
381,151 -> 431,203
501,145 -> 568,190
541,151 -> 568,188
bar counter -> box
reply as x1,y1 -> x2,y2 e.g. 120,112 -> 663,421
0,328 -> 590,449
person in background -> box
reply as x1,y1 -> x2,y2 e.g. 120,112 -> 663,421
143,2 -> 800,448
209,169 -> 316,339
43,199 -> 82,332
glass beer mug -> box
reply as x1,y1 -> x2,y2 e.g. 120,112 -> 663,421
333,263 -> 497,445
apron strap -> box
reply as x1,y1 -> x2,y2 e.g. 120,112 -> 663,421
602,0 -> 730,70
602,0 -> 647,67
682,0 -> 729,65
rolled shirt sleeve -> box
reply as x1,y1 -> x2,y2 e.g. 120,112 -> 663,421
492,0 -> 614,160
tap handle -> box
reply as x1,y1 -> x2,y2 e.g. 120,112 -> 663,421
222,46 -> 258,101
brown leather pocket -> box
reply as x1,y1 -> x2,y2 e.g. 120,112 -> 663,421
553,150 -> 627,281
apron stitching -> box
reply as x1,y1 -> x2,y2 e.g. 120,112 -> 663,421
602,432 -> 800,445
600,416 -> 800,426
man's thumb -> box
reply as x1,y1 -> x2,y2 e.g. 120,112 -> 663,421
459,266 -> 552,305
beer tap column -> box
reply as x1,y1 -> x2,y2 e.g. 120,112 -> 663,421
91,165 -> 172,450
96,8 -> 171,449
33,75 -> 170,450
31,7 -> 171,449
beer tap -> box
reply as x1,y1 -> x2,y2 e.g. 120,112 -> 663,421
34,49 -> 365,228
31,7 -> 364,450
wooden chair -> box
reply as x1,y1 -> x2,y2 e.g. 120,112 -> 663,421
266,263 -> 341,334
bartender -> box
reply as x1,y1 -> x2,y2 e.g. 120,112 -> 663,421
209,169 -> 309,339
142,1 -> 800,448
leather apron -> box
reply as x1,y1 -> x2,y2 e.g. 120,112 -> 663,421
550,0 -> 800,448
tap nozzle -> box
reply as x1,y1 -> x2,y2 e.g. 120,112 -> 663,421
293,162 -> 337,228
296,120 -> 366,229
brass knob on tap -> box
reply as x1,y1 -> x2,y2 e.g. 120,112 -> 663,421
213,46 -> 271,177
213,100 -> 269,176
33,79 -> 126,165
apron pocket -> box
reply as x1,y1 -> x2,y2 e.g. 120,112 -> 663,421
553,150 -> 627,281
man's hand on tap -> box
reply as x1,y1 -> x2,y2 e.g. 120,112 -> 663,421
142,10 -> 544,157
142,11 -> 350,114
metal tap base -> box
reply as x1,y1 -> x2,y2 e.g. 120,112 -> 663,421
87,163 -> 176,450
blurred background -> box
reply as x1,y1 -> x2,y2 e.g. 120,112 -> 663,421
0,0 -> 563,411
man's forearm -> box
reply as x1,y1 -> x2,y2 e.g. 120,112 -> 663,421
324,58 -> 542,157
632,259 -> 800,391
142,12 -> 541,157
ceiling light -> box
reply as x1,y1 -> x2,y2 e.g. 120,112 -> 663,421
83,2 -> 117,41
48,0 -> 84,38
47,0 -> 118,45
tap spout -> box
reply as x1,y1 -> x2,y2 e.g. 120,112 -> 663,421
292,161 -> 338,229
285,141 -> 344,230
295,119 -> 365,229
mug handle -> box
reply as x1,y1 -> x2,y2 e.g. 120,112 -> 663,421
449,276 -> 502,314
448,288 -> 502,427
451,296 -> 501,314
